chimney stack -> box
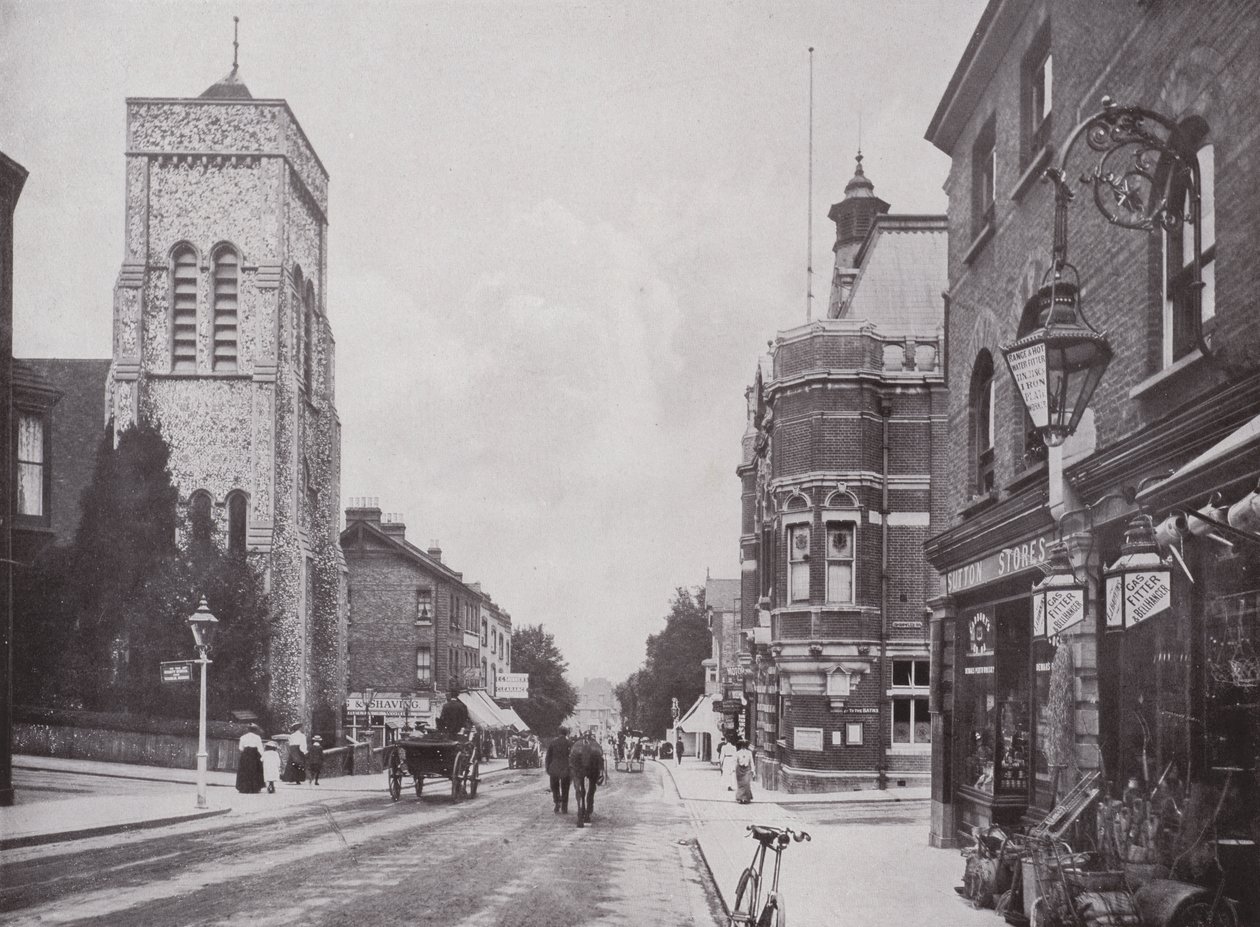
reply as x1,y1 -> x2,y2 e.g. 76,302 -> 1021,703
381,512 -> 406,541
427,539 -> 442,562
346,496 -> 382,526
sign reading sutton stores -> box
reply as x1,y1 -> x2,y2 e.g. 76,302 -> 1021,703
946,532 -> 1055,596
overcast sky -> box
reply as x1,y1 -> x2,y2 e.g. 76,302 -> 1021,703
1,0 -> 982,685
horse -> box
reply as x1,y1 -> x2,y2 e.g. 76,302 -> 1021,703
568,735 -> 605,827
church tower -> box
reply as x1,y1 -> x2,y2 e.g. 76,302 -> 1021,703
106,48 -> 347,731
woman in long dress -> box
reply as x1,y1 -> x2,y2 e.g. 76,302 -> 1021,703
719,737 -> 737,791
734,739 -> 755,804
235,723 -> 265,793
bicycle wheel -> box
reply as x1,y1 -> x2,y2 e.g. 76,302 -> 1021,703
1177,900 -> 1239,927
756,893 -> 786,927
729,868 -> 759,925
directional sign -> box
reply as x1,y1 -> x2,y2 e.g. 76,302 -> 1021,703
160,660 -> 194,683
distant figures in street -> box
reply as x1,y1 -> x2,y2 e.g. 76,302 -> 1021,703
235,723 -> 264,793
545,726 -> 573,814
569,730 -> 605,827
284,722 -> 307,784
675,733 -> 684,765
735,739 -> 755,804
262,741 -> 281,793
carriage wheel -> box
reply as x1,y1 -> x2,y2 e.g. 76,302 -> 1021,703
451,752 -> 468,801
465,757 -> 480,799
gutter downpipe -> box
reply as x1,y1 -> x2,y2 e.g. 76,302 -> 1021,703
878,396 -> 893,790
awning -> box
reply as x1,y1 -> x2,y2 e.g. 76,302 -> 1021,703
498,705 -> 528,732
1138,412 -> 1260,510
674,694 -> 723,739
459,691 -> 508,730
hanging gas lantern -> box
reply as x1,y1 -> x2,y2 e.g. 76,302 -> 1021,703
1031,541 -> 1087,641
1003,277 -> 1113,448
1104,515 -> 1172,632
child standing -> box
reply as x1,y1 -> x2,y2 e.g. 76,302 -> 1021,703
262,741 -> 281,793
308,735 -> 324,785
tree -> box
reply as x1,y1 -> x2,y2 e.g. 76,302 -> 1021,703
510,624 -> 578,736
617,586 -> 709,736
12,422 -> 272,720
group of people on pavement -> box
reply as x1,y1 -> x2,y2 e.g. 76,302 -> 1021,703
235,721 -> 324,794
544,726 -> 606,827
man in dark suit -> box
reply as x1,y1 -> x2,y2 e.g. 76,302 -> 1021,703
544,726 -> 573,813
437,688 -> 470,737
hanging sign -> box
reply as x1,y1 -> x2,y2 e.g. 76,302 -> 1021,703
160,660 -> 194,683
495,673 -> 529,699
1106,571 -> 1171,630
1045,589 -> 1085,635
1032,595 -> 1047,639
1007,343 -> 1049,428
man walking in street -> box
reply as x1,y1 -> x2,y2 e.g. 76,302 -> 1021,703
545,726 -> 573,813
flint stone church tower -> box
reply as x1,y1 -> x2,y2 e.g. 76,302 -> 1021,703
105,58 -> 347,731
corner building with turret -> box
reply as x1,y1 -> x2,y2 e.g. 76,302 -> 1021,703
105,64 -> 347,732
736,157 -> 949,793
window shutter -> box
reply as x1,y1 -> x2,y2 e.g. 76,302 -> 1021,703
172,247 -> 198,371
212,249 -> 239,371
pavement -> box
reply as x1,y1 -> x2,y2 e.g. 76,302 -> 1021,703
655,757 -> 995,927
0,752 -> 511,850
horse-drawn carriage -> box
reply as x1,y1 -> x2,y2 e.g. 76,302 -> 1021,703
385,734 -> 480,802
507,740 -> 540,769
614,731 -> 646,773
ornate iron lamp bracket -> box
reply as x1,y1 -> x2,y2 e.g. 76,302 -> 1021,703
1046,96 -> 1212,359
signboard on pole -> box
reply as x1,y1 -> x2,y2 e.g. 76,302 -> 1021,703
160,660 -> 194,683
495,673 -> 529,699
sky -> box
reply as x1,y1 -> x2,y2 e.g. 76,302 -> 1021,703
0,0 -> 983,685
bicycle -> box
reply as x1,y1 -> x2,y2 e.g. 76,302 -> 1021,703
729,824 -> 811,927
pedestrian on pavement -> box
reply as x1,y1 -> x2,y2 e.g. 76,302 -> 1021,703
569,730 -> 605,827
545,725 -> 573,813
719,736 -> 737,791
307,734 -> 324,785
235,723 -> 265,793
262,741 -> 281,793
675,733 -> 685,766
734,739 -> 755,804
284,722 -> 307,784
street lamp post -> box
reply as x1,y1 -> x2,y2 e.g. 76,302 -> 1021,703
363,686 -> 375,746
186,597 -> 219,810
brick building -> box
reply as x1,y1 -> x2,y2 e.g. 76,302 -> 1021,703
735,158 -> 948,793
342,500 -> 508,733
104,63 -> 347,732
702,575 -> 743,735
480,597 -> 512,698
923,0 -> 1260,872
0,152 -> 27,806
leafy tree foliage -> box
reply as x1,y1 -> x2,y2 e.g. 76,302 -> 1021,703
510,624 -> 578,736
12,423 -> 271,722
616,586 -> 709,737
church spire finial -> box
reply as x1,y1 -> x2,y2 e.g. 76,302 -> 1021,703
232,16 -> 240,72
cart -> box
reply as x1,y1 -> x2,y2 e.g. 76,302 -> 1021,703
508,743 -> 540,769
385,734 -> 480,802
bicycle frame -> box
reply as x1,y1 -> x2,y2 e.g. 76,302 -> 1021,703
730,826 -> 808,927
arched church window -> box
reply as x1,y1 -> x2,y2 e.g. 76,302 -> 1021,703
227,490 -> 248,554
190,490 -> 213,542
171,245 -> 198,371
303,281 -> 316,390
212,246 -> 240,371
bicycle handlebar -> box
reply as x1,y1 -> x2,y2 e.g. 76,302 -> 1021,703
746,824 -> 811,843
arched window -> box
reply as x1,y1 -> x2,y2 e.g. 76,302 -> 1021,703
190,490 -> 213,542
212,246 -> 239,371
970,351 -> 996,495
227,491 -> 248,554
302,281 -> 316,390
1164,122 -> 1214,366
171,245 -> 198,371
